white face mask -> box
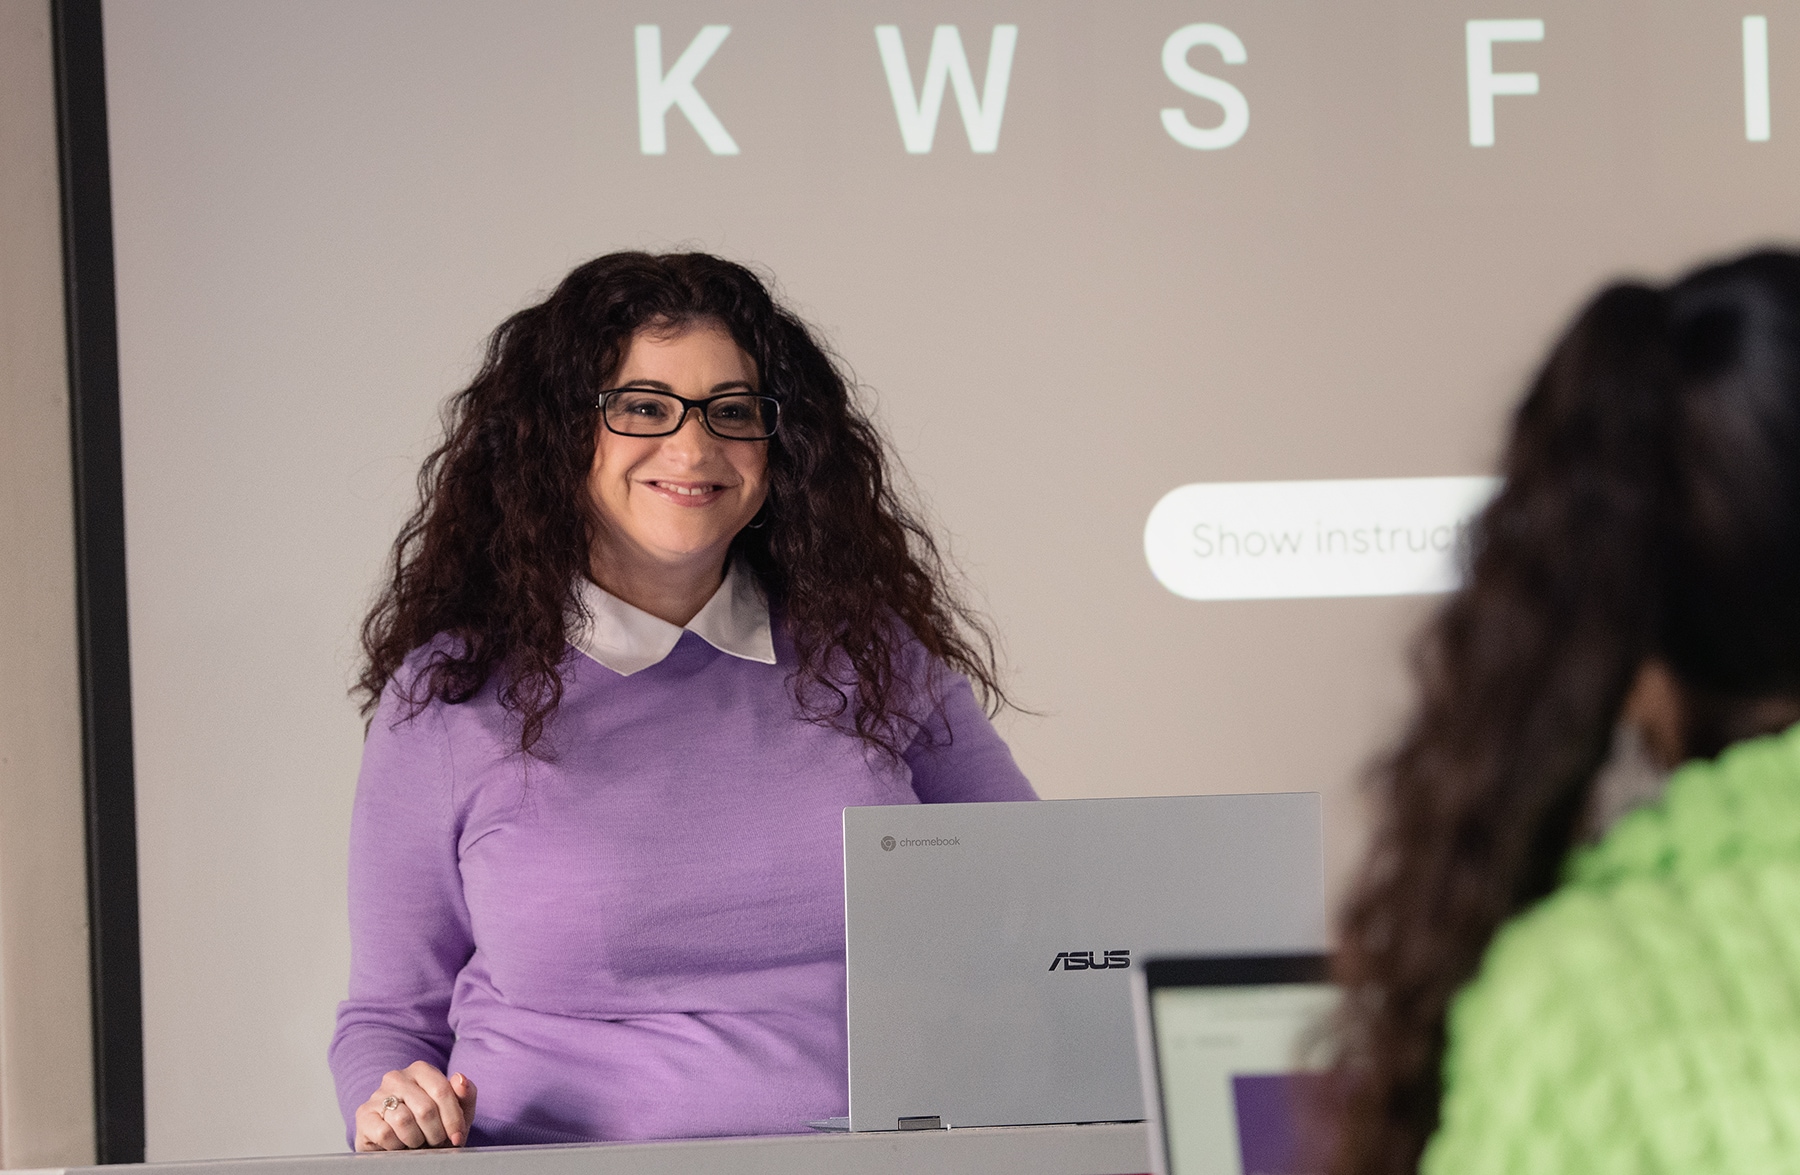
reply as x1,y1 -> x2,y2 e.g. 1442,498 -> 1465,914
1584,722 -> 1673,839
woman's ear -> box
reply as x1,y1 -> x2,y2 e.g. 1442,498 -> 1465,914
1622,659 -> 1688,769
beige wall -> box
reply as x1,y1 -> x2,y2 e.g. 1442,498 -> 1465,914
0,0 -> 97,1168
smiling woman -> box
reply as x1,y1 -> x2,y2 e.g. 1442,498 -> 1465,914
331,252 -> 1036,1149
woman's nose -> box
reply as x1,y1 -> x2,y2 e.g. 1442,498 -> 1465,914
660,409 -> 717,460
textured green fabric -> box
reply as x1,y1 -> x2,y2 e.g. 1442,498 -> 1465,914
1421,722 -> 1800,1175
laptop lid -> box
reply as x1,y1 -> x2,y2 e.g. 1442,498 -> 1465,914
1132,954 -> 1337,1175
842,794 -> 1324,1132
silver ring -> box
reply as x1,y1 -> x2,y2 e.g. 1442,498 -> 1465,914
381,1095 -> 403,1113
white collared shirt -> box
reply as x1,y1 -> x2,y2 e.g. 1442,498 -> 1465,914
567,561 -> 777,677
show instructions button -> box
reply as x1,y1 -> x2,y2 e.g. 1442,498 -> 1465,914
1144,476 -> 1501,601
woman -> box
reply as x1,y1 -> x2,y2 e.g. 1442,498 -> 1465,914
329,252 -> 1035,1150
1329,249 -> 1800,1175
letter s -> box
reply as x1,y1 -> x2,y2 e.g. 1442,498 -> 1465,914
1161,24 -> 1249,150
1192,522 -> 1214,558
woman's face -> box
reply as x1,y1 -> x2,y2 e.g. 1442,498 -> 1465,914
586,321 -> 769,581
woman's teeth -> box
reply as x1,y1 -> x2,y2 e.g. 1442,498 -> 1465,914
661,483 -> 717,496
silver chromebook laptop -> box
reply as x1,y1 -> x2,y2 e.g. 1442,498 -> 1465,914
836,794 -> 1324,1132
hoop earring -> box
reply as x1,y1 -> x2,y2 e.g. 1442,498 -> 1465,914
746,505 -> 770,530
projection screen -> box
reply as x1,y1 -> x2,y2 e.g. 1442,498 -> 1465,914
100,0 -> 1800,1158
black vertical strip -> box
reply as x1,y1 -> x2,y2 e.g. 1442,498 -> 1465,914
51,0 -> 145,1163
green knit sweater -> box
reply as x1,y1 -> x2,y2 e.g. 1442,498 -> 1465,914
1422,722 -> 1800,1175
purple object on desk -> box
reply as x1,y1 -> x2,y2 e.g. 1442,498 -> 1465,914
1231,1073 -> 1326,1175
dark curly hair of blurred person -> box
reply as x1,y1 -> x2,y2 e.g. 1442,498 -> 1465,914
1329,250 -> 1800,1175
357,251 -> 1007,758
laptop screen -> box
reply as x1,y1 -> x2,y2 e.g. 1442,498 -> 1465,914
1137,955 -> 1336,1175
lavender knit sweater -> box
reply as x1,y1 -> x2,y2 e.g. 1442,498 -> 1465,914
328,628 -> 1035,1146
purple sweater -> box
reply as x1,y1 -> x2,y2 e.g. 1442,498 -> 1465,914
329,628 -> 1035,1146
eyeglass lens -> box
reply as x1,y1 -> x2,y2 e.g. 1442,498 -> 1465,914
603,390 -> 777,439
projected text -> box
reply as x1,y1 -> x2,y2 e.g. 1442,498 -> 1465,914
633,16 -> 1781,155
1144,476 -> 1501,601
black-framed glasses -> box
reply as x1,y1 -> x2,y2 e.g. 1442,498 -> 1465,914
596,387 -> 780,441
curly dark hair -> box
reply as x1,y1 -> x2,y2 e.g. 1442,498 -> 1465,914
357,251 -> 1006,757
1329,249 -> 1800,1175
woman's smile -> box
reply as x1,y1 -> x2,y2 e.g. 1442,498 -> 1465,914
642,478 -> 733,506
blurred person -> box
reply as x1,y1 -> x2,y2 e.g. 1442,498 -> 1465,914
330,252 -> 1035,1150
1331,249 -> 1800,1175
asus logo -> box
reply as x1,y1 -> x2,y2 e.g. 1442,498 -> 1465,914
1048,950 -> 1131,971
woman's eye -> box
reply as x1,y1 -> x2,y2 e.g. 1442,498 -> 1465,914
711,401 -> 750,421
621,396 -> 671,418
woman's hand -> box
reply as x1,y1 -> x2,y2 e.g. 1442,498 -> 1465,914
354,1062 -> 477,1151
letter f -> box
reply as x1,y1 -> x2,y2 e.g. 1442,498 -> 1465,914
1466,19 -> 1543,147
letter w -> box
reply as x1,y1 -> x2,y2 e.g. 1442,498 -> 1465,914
874,25 -> 1018,153
636,25 -> 739,155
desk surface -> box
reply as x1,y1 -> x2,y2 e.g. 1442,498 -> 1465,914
30,1123 -> 1150,1175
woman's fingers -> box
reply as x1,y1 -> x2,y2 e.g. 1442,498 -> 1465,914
381,1094 -> 429,1148
451,1072 -> 478,1142
354,1062 -> 474,1150
356,1097 -> 413,1151
399,1061 -> 464,1147
354,1104 -> 401,1151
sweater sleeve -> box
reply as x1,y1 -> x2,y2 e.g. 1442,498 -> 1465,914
903,669 -> 1038,804
327,684 -> 474,1145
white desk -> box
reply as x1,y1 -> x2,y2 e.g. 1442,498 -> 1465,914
30,1123 -> 1150,1175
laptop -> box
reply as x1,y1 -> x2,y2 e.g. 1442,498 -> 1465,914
836,794 -> 1324,1132
1132,954 -> 1337,1175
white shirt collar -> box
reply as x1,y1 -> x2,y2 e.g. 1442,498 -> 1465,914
568,561 -> 777,677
